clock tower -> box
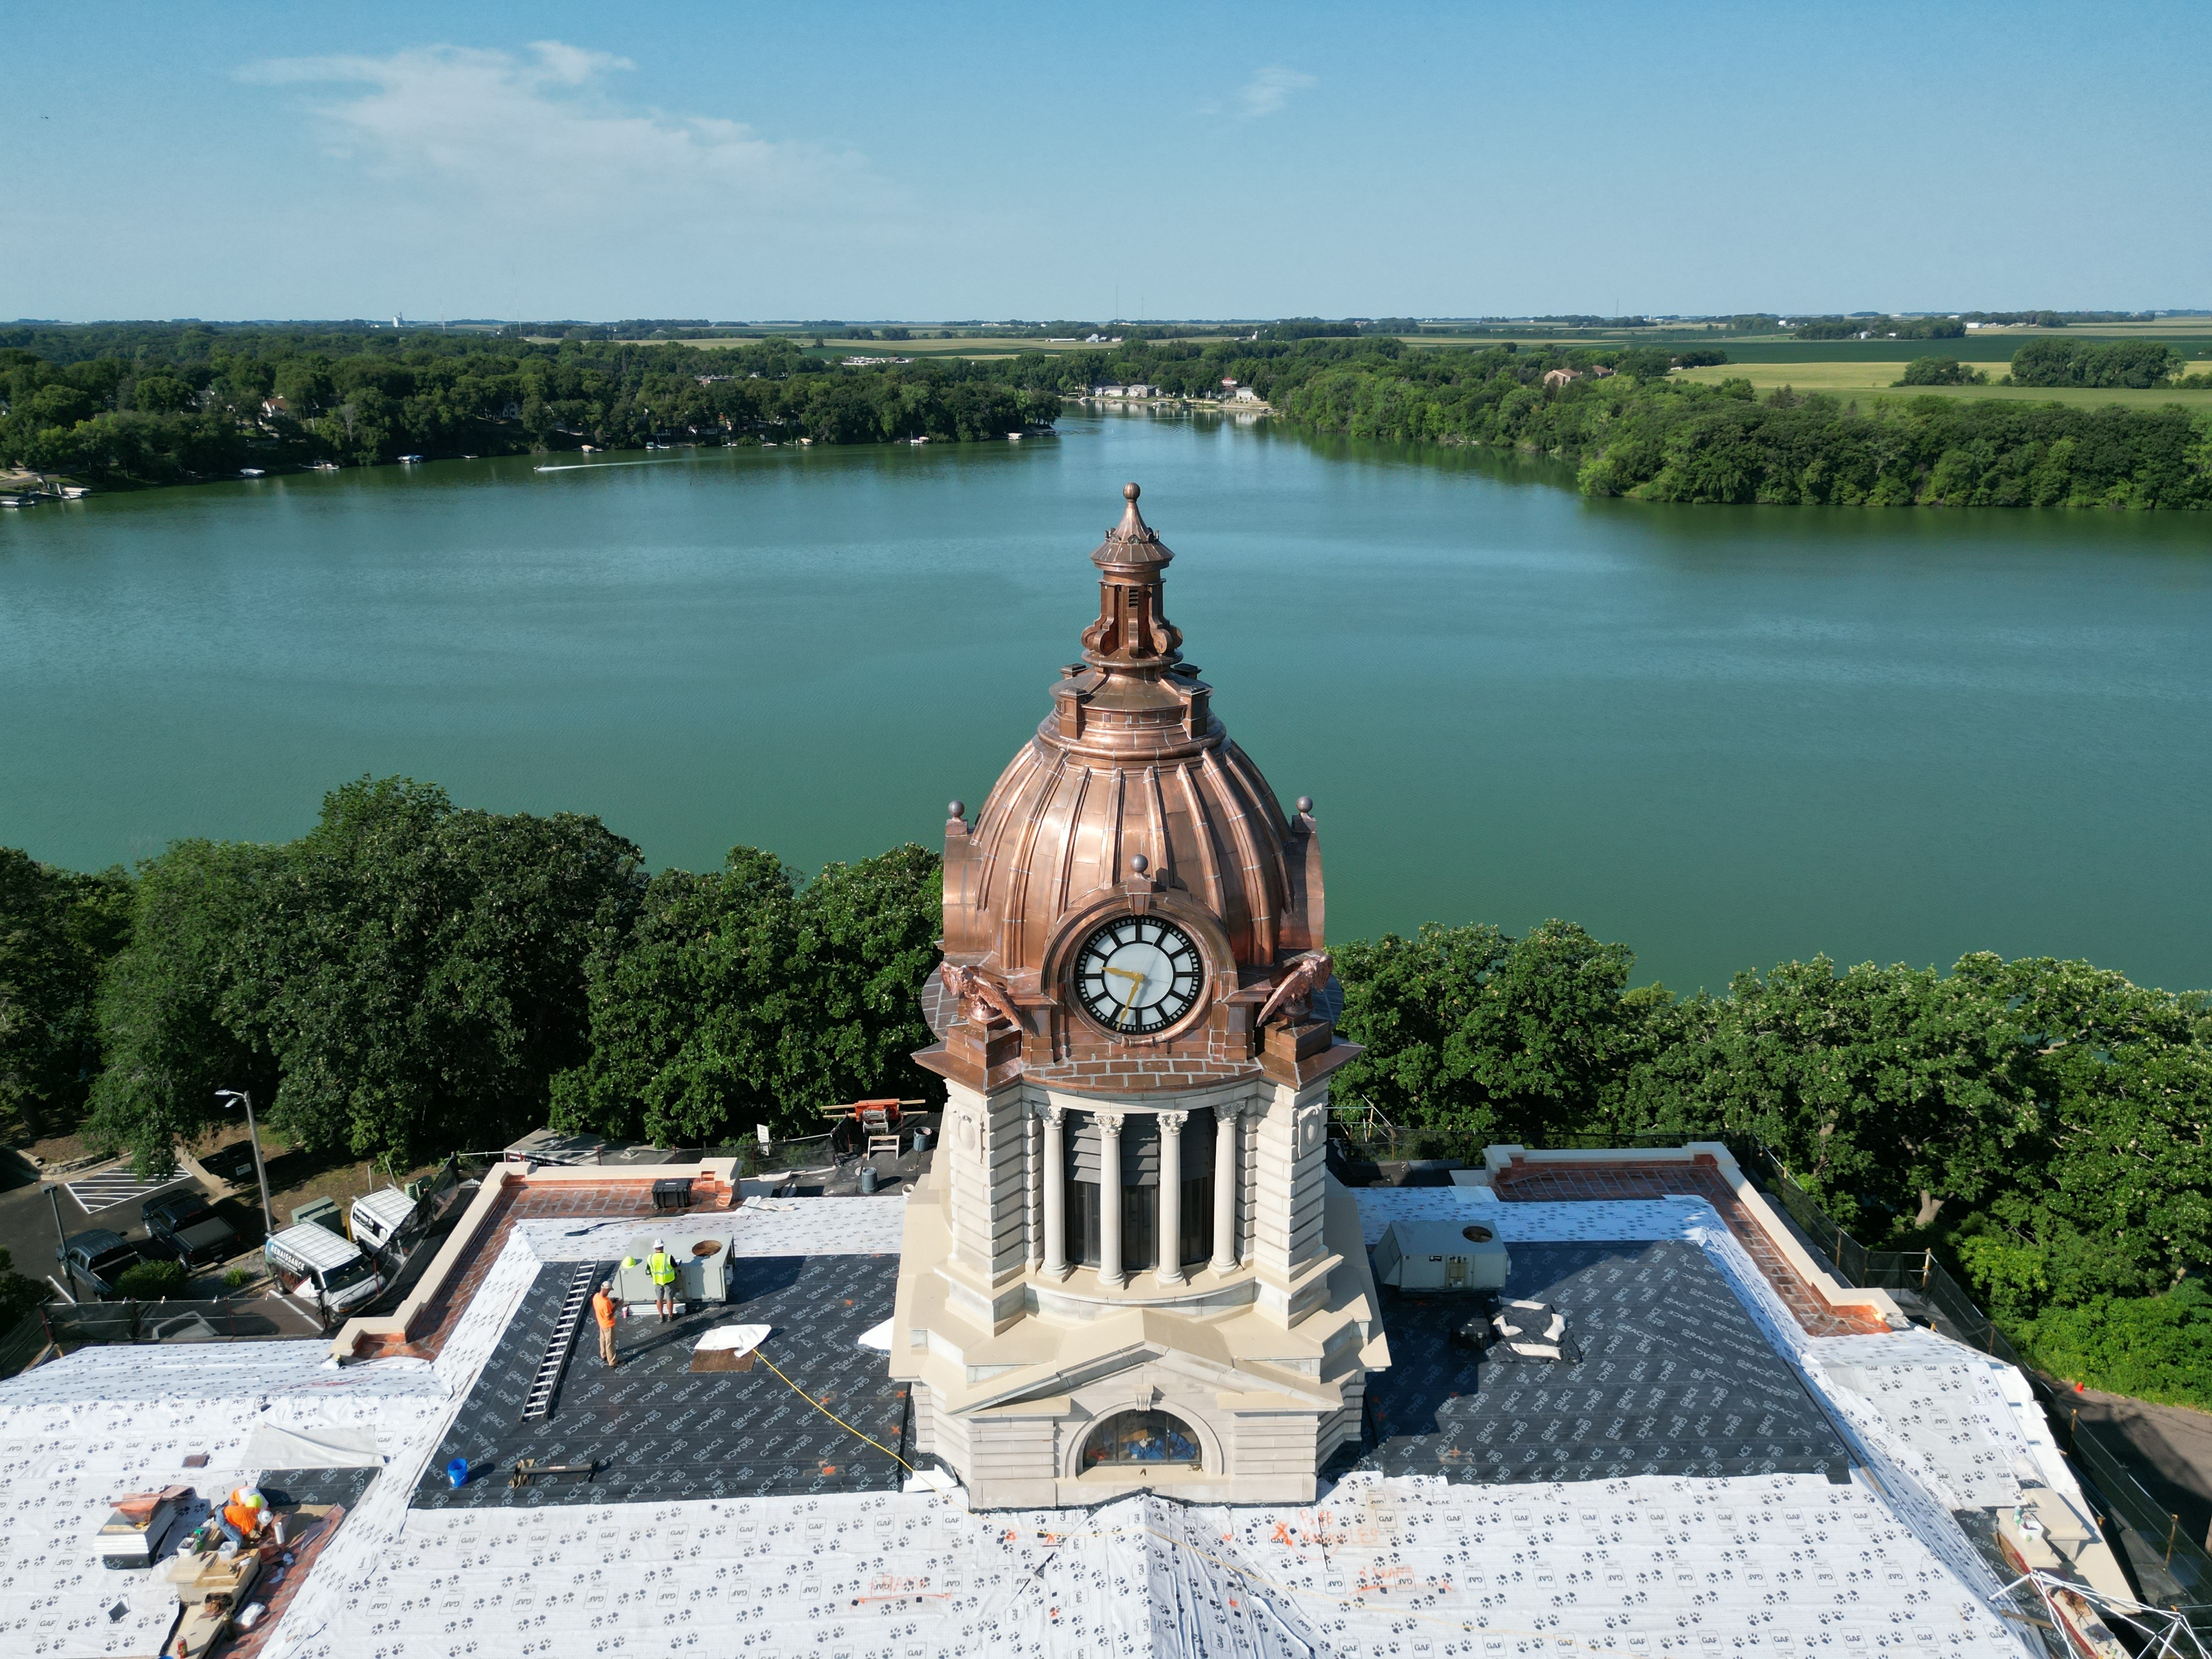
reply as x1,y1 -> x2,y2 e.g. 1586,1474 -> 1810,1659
889,484 -> 1389,1508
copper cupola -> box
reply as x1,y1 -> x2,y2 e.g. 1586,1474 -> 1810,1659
929,482 -> 1334,1093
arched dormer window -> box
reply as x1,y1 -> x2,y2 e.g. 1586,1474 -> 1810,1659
1081,1409 -> 1201,1470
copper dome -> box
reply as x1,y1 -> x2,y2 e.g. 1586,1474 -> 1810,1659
936,485 -> 1326,1085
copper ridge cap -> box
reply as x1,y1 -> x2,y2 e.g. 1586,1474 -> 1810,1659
1091,481 -> 1173,569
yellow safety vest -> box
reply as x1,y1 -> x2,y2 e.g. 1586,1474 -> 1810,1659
647,1251 -> 677,1286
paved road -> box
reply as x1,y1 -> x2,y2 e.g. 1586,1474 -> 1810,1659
2063,1384 -> 2212,1547
0,1151 -> 99,1300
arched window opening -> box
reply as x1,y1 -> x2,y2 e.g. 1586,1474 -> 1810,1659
1081,1409 -> 1202,1470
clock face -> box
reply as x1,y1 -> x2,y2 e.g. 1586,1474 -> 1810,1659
1074,916 -> 1204,1035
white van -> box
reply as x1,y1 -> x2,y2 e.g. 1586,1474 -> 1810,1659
266,1222 -> 382,1314
348,1187 -> 421,1260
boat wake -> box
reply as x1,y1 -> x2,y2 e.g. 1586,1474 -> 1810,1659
532,459 -> 690,473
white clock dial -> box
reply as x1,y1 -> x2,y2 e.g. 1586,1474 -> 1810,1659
1074,916 -> 1203,1035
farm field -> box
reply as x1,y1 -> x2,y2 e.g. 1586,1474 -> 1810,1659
1402,333 -> 2212,365
1674,359 -> 2212,407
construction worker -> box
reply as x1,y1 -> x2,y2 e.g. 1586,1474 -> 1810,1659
216,1487 -> 267,1550
647,1238 -> 679,1321
591,1279 -> 619,1369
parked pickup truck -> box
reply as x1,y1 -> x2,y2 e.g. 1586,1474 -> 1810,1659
142,1192 -> 241,1268
59,1230 -> 149,1300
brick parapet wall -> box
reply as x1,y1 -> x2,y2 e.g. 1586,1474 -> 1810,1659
1482,1143 -> 1902,1339
327,1157 -> 740,1362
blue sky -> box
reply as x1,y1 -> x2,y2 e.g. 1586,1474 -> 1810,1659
7,0 -> 2207,321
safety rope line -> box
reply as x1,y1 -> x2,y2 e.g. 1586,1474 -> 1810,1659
753,1345 -> 918,1476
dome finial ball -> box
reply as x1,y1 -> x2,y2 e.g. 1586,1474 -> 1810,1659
1130,853 -> 1149,874
947,800 -> 966,819
1296,796 -> 1314,814
1123,482 -> 1140,501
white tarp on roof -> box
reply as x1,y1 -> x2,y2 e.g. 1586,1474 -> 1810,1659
512,1193 -> 907,1263
0,1189 -> 2042,1659
244,1422 -> 385,1470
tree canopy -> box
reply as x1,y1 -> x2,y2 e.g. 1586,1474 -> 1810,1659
8,779 -> 2208,1399
2010,338 -> 2181,389
549,842 -> 940,1147
87,777 -> 644,1169
0,329 -> 1060,487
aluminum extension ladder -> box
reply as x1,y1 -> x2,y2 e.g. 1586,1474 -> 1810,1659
521,1265 -> 597,1421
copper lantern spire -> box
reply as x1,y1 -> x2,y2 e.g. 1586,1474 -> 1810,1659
932,482 -> 1331,1090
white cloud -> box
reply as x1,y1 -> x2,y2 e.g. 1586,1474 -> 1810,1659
1238,65 -> 1317,119
242,41 -> 861,220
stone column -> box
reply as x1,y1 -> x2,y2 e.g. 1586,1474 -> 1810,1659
1211,1102 -> 1241,1273
1155,1111 -> 1188,1287
1040,1104 -> 1069,1280
1097,1111 -> 1125,1288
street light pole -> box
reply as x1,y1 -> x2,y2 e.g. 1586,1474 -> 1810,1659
217,1090 -> 274,1243
45,1184 -> 70,1293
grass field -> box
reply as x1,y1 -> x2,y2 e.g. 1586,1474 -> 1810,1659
1401,333 -> 2212,365
1673,359 -> 2212,408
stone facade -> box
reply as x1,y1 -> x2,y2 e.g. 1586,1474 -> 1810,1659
889,484 -> 1387,1508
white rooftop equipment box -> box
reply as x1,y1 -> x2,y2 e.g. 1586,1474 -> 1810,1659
1372,1219 -> 1509,1291
613,1233 -> 731,1306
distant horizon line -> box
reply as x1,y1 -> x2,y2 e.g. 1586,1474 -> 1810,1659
9,309 -> 2212,331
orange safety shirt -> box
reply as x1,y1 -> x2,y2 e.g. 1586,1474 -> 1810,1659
223,1500 -> 261,1535
592,1290 -> 617,1329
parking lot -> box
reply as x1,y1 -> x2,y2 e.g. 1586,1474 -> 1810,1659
1,1149 -> 268,1307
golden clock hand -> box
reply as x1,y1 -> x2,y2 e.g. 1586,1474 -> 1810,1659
1113,980 -> 1142,1028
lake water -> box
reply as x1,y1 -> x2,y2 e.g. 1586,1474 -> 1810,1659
4,412 -> 2209,994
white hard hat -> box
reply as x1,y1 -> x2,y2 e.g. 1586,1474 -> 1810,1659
654,1238 -> 667,1248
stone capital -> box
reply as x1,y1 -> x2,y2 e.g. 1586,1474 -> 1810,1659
1212,1099 -> 1245,1124
1094,1110 -> 1125,1136
1157,1110 -> 1189,1133
1034,1101 -> 1067,1128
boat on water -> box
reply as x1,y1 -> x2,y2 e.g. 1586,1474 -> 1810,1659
0,495 -> 32,508
311,461 -> 340,472
239,468 -> 266,477
397,454 -> 424,464
60,485 -> 89,498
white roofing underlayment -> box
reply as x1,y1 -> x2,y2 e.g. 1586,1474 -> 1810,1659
0,1192 -> 2058,1658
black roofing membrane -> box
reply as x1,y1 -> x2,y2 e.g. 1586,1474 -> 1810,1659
413,1254 -> 909,1508
1357,1239 -> 1850,1485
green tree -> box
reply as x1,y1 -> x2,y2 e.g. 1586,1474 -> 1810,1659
1983,957 -> 2212,1302
1895,357 -> 1985,386
783,843 -> 943,1116
2020,1280 -> 2212,1409
550,843 -> 941,1147
0,850 -> 132,1139
132,374 -> 197,414
1331,919 -> 1639,1147
114,1257 -> 188,1299
87,839 -> 281,1175
550,848 -> 804,1148
239,777 -> 645,1163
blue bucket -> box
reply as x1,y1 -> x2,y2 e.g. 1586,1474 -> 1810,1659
447,1457 -> 469,1489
